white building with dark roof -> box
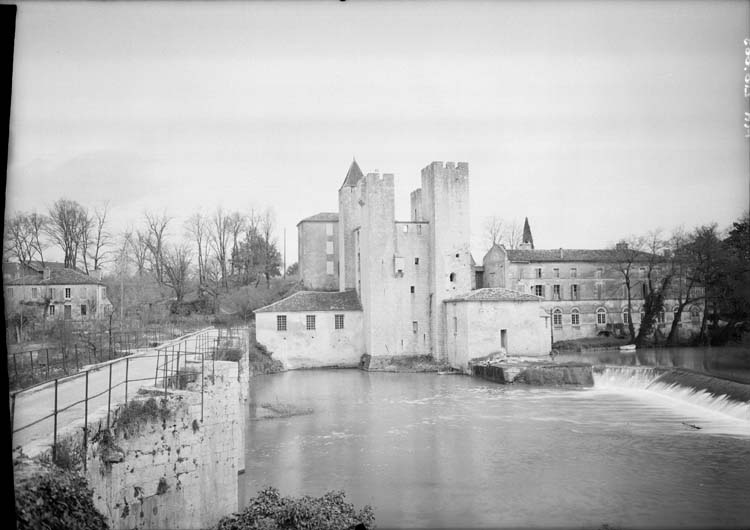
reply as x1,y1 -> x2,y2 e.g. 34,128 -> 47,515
4,264 -> 113,320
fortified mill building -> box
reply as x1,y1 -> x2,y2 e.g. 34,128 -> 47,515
256,160 -> 703,371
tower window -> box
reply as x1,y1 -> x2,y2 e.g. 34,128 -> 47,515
414,257 -> 419,265
449,272 -> 456,282
412,321 -> 418,333
455,253 -> 460,258
410,286 -> 415,293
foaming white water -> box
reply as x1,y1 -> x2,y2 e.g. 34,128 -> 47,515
593,366 -> 750,435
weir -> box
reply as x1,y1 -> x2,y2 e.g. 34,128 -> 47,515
592,365 -> 750,422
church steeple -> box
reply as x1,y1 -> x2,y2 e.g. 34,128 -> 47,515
340,158 -> 364,189
522,217 -> 534,249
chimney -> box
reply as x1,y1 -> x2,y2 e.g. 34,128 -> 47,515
43,267 -> 51,280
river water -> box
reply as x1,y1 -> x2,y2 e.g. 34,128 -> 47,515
242,348 -> 750,529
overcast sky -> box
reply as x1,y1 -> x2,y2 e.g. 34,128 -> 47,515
5,0 -> 749,267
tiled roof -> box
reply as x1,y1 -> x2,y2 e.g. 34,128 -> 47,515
341,159 -> 364,188
506,248 -> 653,263
445,288 -> 542,303
255,290 -> 362,313
6,268 -> 104,286
298,212 -> 339,223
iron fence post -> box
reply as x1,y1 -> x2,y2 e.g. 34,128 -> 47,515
175,344 -> 181,389
125,357 -> 130,404
62,345 -> 67,374
164,346 -> 168,399
46,349 -> 50,379
12,353 -> 17,382
75,344 -> 80,371
155,347 -> 161,386
29,351 -> 35,384
84,370 -> 89,473
201,332 -> 205,421
53,379 -> 58,463
107,363 -> 112,429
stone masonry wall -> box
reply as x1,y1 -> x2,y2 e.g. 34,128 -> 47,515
86,360 -> 240,529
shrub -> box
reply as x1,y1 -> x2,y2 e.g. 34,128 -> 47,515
213,487 -> 375,530
15,463 -> 109,530
113,397 -> 171,437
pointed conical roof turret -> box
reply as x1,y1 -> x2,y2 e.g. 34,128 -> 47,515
340,158 -> 364,189
522,217 -> 534,249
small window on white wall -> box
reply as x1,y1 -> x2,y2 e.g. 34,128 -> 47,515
326,261 -> 334,275
326,241 -> 334,255
326,223 -> 333,236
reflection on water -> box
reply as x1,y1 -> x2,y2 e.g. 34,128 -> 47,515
557,346 -> 750,384
243,366 -> 750,529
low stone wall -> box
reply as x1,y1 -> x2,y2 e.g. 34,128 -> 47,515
359,354 -> 451,372
86,361 -> 241,529
472,361 -> 593,386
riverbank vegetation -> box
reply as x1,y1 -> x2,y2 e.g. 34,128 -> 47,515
14,457 -> 108,530
213,487 -> 374,530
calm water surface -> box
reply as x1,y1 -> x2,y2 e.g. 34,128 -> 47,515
242,365 -> 750,529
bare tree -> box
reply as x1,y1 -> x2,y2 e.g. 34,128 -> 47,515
4,213 -> 37,267
484,216 -> 504,247
130,230 -> 150,276
665,229 -> 704,346
209,207 -> 231,289
483,216 -> 523,250
228,211 -> 245,278
143,211 -> 171,284
77,207 -> 94,273
609,236 -> 647,340
28,212 -> 48,266
46,199 -> 89,269
88,202 -> 112,271
633,231 -> 674,347
258,208 -> 282,288
185,212 -> 209,286
162,243 -> 192,303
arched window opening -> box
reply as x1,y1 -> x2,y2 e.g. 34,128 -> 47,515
622,308 -> 631,325
596,308 -> 607,325
571,308 -> 580,326
553,308 -> 563,327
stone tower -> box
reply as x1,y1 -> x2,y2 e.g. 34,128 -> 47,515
338,159 -> 363,291
420,161 -> 471,361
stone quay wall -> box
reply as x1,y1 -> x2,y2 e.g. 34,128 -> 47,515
85,360 -> 242,529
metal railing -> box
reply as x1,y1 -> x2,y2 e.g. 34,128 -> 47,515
9,327 -> 232,472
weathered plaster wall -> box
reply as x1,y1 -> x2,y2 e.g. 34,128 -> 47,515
298,221 -> 339,291
446,300 -> 551,371
256,310 -> 365,369
86,361 -> 240,530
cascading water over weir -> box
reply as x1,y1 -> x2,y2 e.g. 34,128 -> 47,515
592,365 -> 750,423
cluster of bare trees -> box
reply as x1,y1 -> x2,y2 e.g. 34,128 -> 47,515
117,207 -> 282,304
611,214 -> 750,347
4,199 -> 111,273
4,200 -> 285,314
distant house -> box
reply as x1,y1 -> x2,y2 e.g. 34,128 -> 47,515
3,263 -> 113,320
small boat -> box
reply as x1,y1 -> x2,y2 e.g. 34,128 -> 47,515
437,370 -> 460,375
619,344 -> 636,352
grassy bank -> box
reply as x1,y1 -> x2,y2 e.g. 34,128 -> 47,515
553,336 -> 630,352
